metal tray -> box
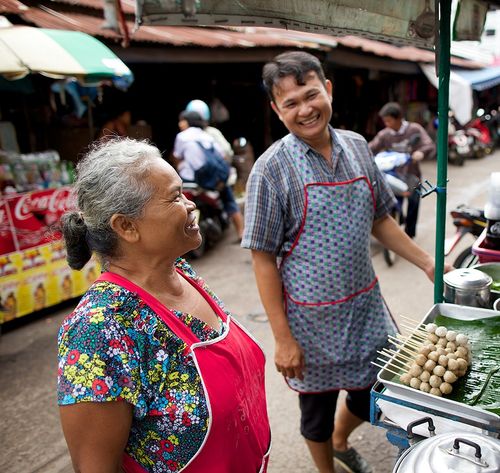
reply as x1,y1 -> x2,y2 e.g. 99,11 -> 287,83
377,303 -> 500,430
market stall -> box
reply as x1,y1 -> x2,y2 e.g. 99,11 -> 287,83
0,26 -> 133,325
133,0 -> 500,469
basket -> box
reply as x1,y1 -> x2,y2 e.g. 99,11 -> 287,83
472,229 -> 500,263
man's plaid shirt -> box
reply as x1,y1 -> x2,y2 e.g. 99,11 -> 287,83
241,126 -> 396,259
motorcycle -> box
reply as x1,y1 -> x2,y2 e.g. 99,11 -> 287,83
444,204 -> 487,268
463,109 -> 494,159
448,129 -> 473,166
183,136 -> 253,258
183,182 -> 230,259
374,134 -> 421,266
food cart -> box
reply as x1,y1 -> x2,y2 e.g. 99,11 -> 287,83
133,0 -> 500,469
0,27 -> 133,326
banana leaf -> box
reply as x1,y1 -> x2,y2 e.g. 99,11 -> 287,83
433,314 -> 500,415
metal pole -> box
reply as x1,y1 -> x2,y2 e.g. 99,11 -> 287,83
434,0 -> 451,303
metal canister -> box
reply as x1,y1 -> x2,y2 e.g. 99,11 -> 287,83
443,268 -> 492,308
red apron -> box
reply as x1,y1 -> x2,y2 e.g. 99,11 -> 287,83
97,271 -> 271,473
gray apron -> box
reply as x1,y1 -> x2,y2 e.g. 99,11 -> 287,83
280,134 -> 396,392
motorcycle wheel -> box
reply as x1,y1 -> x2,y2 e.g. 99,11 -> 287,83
453,246 -> 479,268
448,149 -> 465,166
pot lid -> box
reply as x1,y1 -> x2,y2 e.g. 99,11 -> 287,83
443,268 -> 492,290
394,431 -> 500,473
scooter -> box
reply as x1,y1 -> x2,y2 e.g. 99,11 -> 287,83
463,109 -> 494,159
444,204 -> 487,268
448,129 -> 472,166
183,137 -> 252,258
373,134 -> 420,266
183,182 -> 230,259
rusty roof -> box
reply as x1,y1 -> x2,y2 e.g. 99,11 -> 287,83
2,1 -> 483,68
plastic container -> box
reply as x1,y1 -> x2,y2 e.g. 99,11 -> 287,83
472,229 -> 500,263
484,172 -> 500,251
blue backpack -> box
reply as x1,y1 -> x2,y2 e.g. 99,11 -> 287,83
193,141 -> 230,190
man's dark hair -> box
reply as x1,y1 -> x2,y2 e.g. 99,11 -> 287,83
179,110 -> 205,128
262,51 -> 327,102
378,102 -> 403,119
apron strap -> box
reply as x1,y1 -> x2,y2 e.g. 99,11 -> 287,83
97,271 -> 227,347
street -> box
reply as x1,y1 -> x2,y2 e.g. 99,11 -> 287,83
0,150 -> 498,473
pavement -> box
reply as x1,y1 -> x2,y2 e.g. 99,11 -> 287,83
0,149 -> 498,473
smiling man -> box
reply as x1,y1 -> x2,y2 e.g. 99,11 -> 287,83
242,51 -> 446,473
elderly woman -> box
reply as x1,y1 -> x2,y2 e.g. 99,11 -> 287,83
57,138 -> 271,473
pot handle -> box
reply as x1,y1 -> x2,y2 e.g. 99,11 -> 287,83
406,417 -> 436,445
494,298 -> 500,311
453,438 -> 482,460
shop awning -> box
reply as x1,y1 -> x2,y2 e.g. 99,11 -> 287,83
0,26 -> 134,87
452,66 -> 500,91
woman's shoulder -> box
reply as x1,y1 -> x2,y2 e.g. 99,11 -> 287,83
58,280 -> 146,350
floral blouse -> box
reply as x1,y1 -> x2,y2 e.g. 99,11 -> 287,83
57,259 -> 227,473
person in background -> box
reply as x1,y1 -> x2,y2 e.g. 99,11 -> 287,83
97,108 -> 132,140
368,102 -> 436,238
57,138 -> 271,473
242,51 -> 451,473
185,99 -> 234,163
173,111 -> 245,242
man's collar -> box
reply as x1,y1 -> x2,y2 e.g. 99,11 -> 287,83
290,125 -> 341,157
388,120 -> 409,135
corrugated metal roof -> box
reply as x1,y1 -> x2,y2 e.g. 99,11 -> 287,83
20,7 -> 329,49
14,4 -> 483,68
52,0 -> 136,14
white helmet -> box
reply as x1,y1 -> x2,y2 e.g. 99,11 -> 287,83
186,99 -> 210,121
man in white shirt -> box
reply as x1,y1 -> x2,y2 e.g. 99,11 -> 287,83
173,111 -> 244,241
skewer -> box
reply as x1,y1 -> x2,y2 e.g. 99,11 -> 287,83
400,323 -> 429,337
387,339 -> 419,356
376,357 -> 408,371
377,350 -> 409,365
389,335 -> 421,351
399,327 -> 428,339
383,347 -> 415,363
376,360 -> 409,375
404,332 -> 428,341
377,353 -> 410,369
387,342 -> 420,361
371,362 -> 405,377
399,314 -> 424,326
395,333 -> 424,347
387,342 -> 419,359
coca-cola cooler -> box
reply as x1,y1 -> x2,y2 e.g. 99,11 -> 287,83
0,186 -> 98,324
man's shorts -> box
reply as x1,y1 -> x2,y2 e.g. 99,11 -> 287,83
219,185 -> 239,216
299,386 -> 372,442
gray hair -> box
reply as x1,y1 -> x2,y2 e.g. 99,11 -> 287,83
61,137 -> 161,270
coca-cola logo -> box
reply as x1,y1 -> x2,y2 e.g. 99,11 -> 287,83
13,187 -> 75,221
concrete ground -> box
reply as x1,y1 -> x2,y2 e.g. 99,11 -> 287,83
0,150 -> 497,472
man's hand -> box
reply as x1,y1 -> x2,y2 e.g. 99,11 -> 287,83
424,260 -> 455,282
411,150 -> 425,161
275,336 -> 305,380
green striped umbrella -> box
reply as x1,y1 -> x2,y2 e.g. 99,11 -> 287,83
0,26 -> 133,88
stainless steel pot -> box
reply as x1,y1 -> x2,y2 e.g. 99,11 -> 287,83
443,268 -> 492,308
393,418 -> 500,473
